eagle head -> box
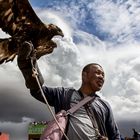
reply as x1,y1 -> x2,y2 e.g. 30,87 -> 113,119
46,24 -> 64,38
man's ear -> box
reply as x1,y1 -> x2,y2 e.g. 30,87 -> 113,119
82,72 -> 87,82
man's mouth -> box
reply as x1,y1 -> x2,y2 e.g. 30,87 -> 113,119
97,80 -> 104,87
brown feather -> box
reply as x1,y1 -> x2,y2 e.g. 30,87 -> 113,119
0,38 -> 17,64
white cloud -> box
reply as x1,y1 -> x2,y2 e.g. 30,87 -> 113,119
91,2 -> 130,33
0,29 -> 10,38
0,61 -> 22,86
108,95 -> 140,121
87,0 -> 140,43
39,36 -> 82,88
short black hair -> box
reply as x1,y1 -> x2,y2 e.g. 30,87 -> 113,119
82,63 -> 102,73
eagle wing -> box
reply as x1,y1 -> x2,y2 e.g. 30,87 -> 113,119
0,0 -> 63,64
0,0 -> 45,37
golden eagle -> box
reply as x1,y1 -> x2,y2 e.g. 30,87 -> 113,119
0,0 -> 64,64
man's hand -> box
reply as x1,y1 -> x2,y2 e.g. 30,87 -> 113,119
18,41 -> 35,61
17,41 -> 37,70
17,40 -> 44,90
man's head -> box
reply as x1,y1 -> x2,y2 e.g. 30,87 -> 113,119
80,63 -> 105,95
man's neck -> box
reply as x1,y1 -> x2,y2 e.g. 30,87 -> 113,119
79,87 -> 95,96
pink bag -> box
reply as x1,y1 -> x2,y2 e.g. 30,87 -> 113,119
40,95 -> 96,140
40,110 -> 68,140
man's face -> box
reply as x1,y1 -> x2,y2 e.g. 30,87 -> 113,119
83,65 -> 105,92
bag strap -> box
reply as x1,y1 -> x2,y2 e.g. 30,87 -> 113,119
78,90 -> 102,138
84,103 -> 102,138
66,93 -> 96,115
89,103 -> 108,137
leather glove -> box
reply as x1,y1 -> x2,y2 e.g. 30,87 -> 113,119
17,41 -> 36,68
17,41 -> 44,90
18,41 -> 34,60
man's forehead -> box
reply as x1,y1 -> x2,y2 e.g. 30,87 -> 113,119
90,64 -> 104,72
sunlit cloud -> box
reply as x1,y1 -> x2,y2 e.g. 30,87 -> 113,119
87,0 -> 140,43
0,29 -> 10,38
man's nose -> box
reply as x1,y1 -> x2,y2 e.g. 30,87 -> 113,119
99,74 -> 104,81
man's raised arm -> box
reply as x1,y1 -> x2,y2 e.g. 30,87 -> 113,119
17,41 -> 44,90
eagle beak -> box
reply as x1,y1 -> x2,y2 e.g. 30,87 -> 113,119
60,32 -> 64,37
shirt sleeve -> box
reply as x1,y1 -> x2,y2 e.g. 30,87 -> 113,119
105,103 -> 121,140
30,86 -> 61,104
30,86 -> 71,113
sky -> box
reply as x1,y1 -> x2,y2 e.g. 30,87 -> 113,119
0,0 -> 140,139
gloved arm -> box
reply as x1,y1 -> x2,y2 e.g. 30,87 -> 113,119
17,41 -> 44,90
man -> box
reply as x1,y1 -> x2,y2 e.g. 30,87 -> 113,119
17,41 -> 121,140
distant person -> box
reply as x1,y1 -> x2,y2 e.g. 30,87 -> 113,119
17,41 -> 121,140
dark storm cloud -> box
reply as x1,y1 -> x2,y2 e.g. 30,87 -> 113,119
118,120 -> 140,138
0,63 -> 52,122
0,87 -> 52,122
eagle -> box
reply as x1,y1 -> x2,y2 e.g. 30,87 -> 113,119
0,0 -> 64,64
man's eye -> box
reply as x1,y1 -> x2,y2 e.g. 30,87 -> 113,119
96,71 -> 100,74
96,71 -> 104,77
